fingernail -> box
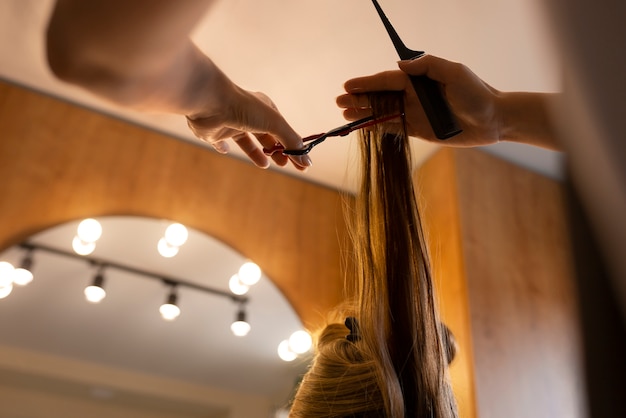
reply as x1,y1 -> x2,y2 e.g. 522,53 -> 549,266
301,155 -> 312,167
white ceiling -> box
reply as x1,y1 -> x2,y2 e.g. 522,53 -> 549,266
0,0 -> 565,414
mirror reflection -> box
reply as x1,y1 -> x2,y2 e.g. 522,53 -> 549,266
0,216 -> 309,418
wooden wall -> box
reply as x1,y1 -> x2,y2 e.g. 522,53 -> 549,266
416,149 -> 586,418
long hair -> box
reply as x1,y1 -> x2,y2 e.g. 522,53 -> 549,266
290,92 -> 458,418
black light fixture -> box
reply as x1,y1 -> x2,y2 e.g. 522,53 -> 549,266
230,304 -> 251,337
84,265 -> 106,303
12,247 -> 34,286
159,283 -> 181,321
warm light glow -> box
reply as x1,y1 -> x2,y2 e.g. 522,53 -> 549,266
288,330 -> 313,354
77,218 -> 102,243
231,320 -> 251,337
12,268 -> 34,286
72,236 -> 96,255
228,274 -> 249,295
164,223 -> 188,247
0,261 -> 14,288
159,303 -> 181,320
84,285 -> 106,303
238,261 -> 261,286
157,237 -> 179,258
278,340 -> 297,362
0,283 -> 12,299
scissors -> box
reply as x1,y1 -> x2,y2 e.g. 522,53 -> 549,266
371,0 -> 462,139
263,113 -> 403,156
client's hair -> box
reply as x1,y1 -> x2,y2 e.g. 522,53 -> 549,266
289,93 -> 458,417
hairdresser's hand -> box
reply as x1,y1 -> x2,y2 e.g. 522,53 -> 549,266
186,78 -> 311,170
336,55 -> 502,147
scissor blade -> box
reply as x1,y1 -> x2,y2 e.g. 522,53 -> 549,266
371,0 -> 424,60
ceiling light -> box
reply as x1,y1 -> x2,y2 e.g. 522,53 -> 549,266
13,249 -> 34,286
238,261 -> 261,286
228,274 -> 249,295
157,237 -> 179,258
0,261 -> 14,288
0,283 -> 12,299
72,236 -> 96,255
84,269 -> 106,303
277,340 -> 297,362
164,223 -> 188,247
231,309 -> 251,337
160,287 -> 181,321
288,330 -> 313,354
77,218 -> 103,243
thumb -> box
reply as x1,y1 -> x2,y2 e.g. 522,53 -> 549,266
398,54 -> 456,84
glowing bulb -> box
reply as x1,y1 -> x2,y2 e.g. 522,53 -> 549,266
228,274 -> 249,295
238,261 -> 261,286
77,218 -> 102,243
12,268 -> 33,286
278,340 -> 297,362
0,283 -> 12,299
231,320 -> 251,337
84,285 -> 106,303
288,330 -> 313,354
0,261 -> 14,288
72,236 -> 96,255
157,237 -> 179,258
159,303 -> 180,321
164,223 -> 188,247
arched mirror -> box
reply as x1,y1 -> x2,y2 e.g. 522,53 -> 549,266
0,216 -> 310,418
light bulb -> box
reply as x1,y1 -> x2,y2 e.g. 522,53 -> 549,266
231,320 -> 251,337
0,261 -> 14,288
157,237 -> 179,258
288,330 -> 313,354
77,218 -> 102,243
72,236 -> 96,255
164,223 -> 188,247
12,268 -> 33,286
238,261 -> 261,286
84,285 -> 106,303
228,274 -> 249,295
277,340 -> 297,362
0,283 -> 12,299
159,303 -> 180,321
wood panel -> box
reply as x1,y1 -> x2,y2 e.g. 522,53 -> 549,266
453,149 -> 585,418
0,80 -> 349,330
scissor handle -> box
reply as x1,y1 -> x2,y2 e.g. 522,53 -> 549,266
263,134 -> 323,156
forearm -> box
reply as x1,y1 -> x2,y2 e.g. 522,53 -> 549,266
46,0 -> 222,114
497,92 -> 561,151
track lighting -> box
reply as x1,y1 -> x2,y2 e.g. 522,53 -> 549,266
230,307 -> 251,337
84,267 -> 106,303
6,240 -> 255,338
160,286 -> 181,321
278,330 -> 312,362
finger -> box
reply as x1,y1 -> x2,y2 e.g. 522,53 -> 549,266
212,140 -> 230,154
336,93 -> 371,110
237,93 -> 312,169
253,133 -> 289,167
233,133 -> 270,169
397,54 -> 462,84
342,108 -> 372,121
343,70 -> 409,94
